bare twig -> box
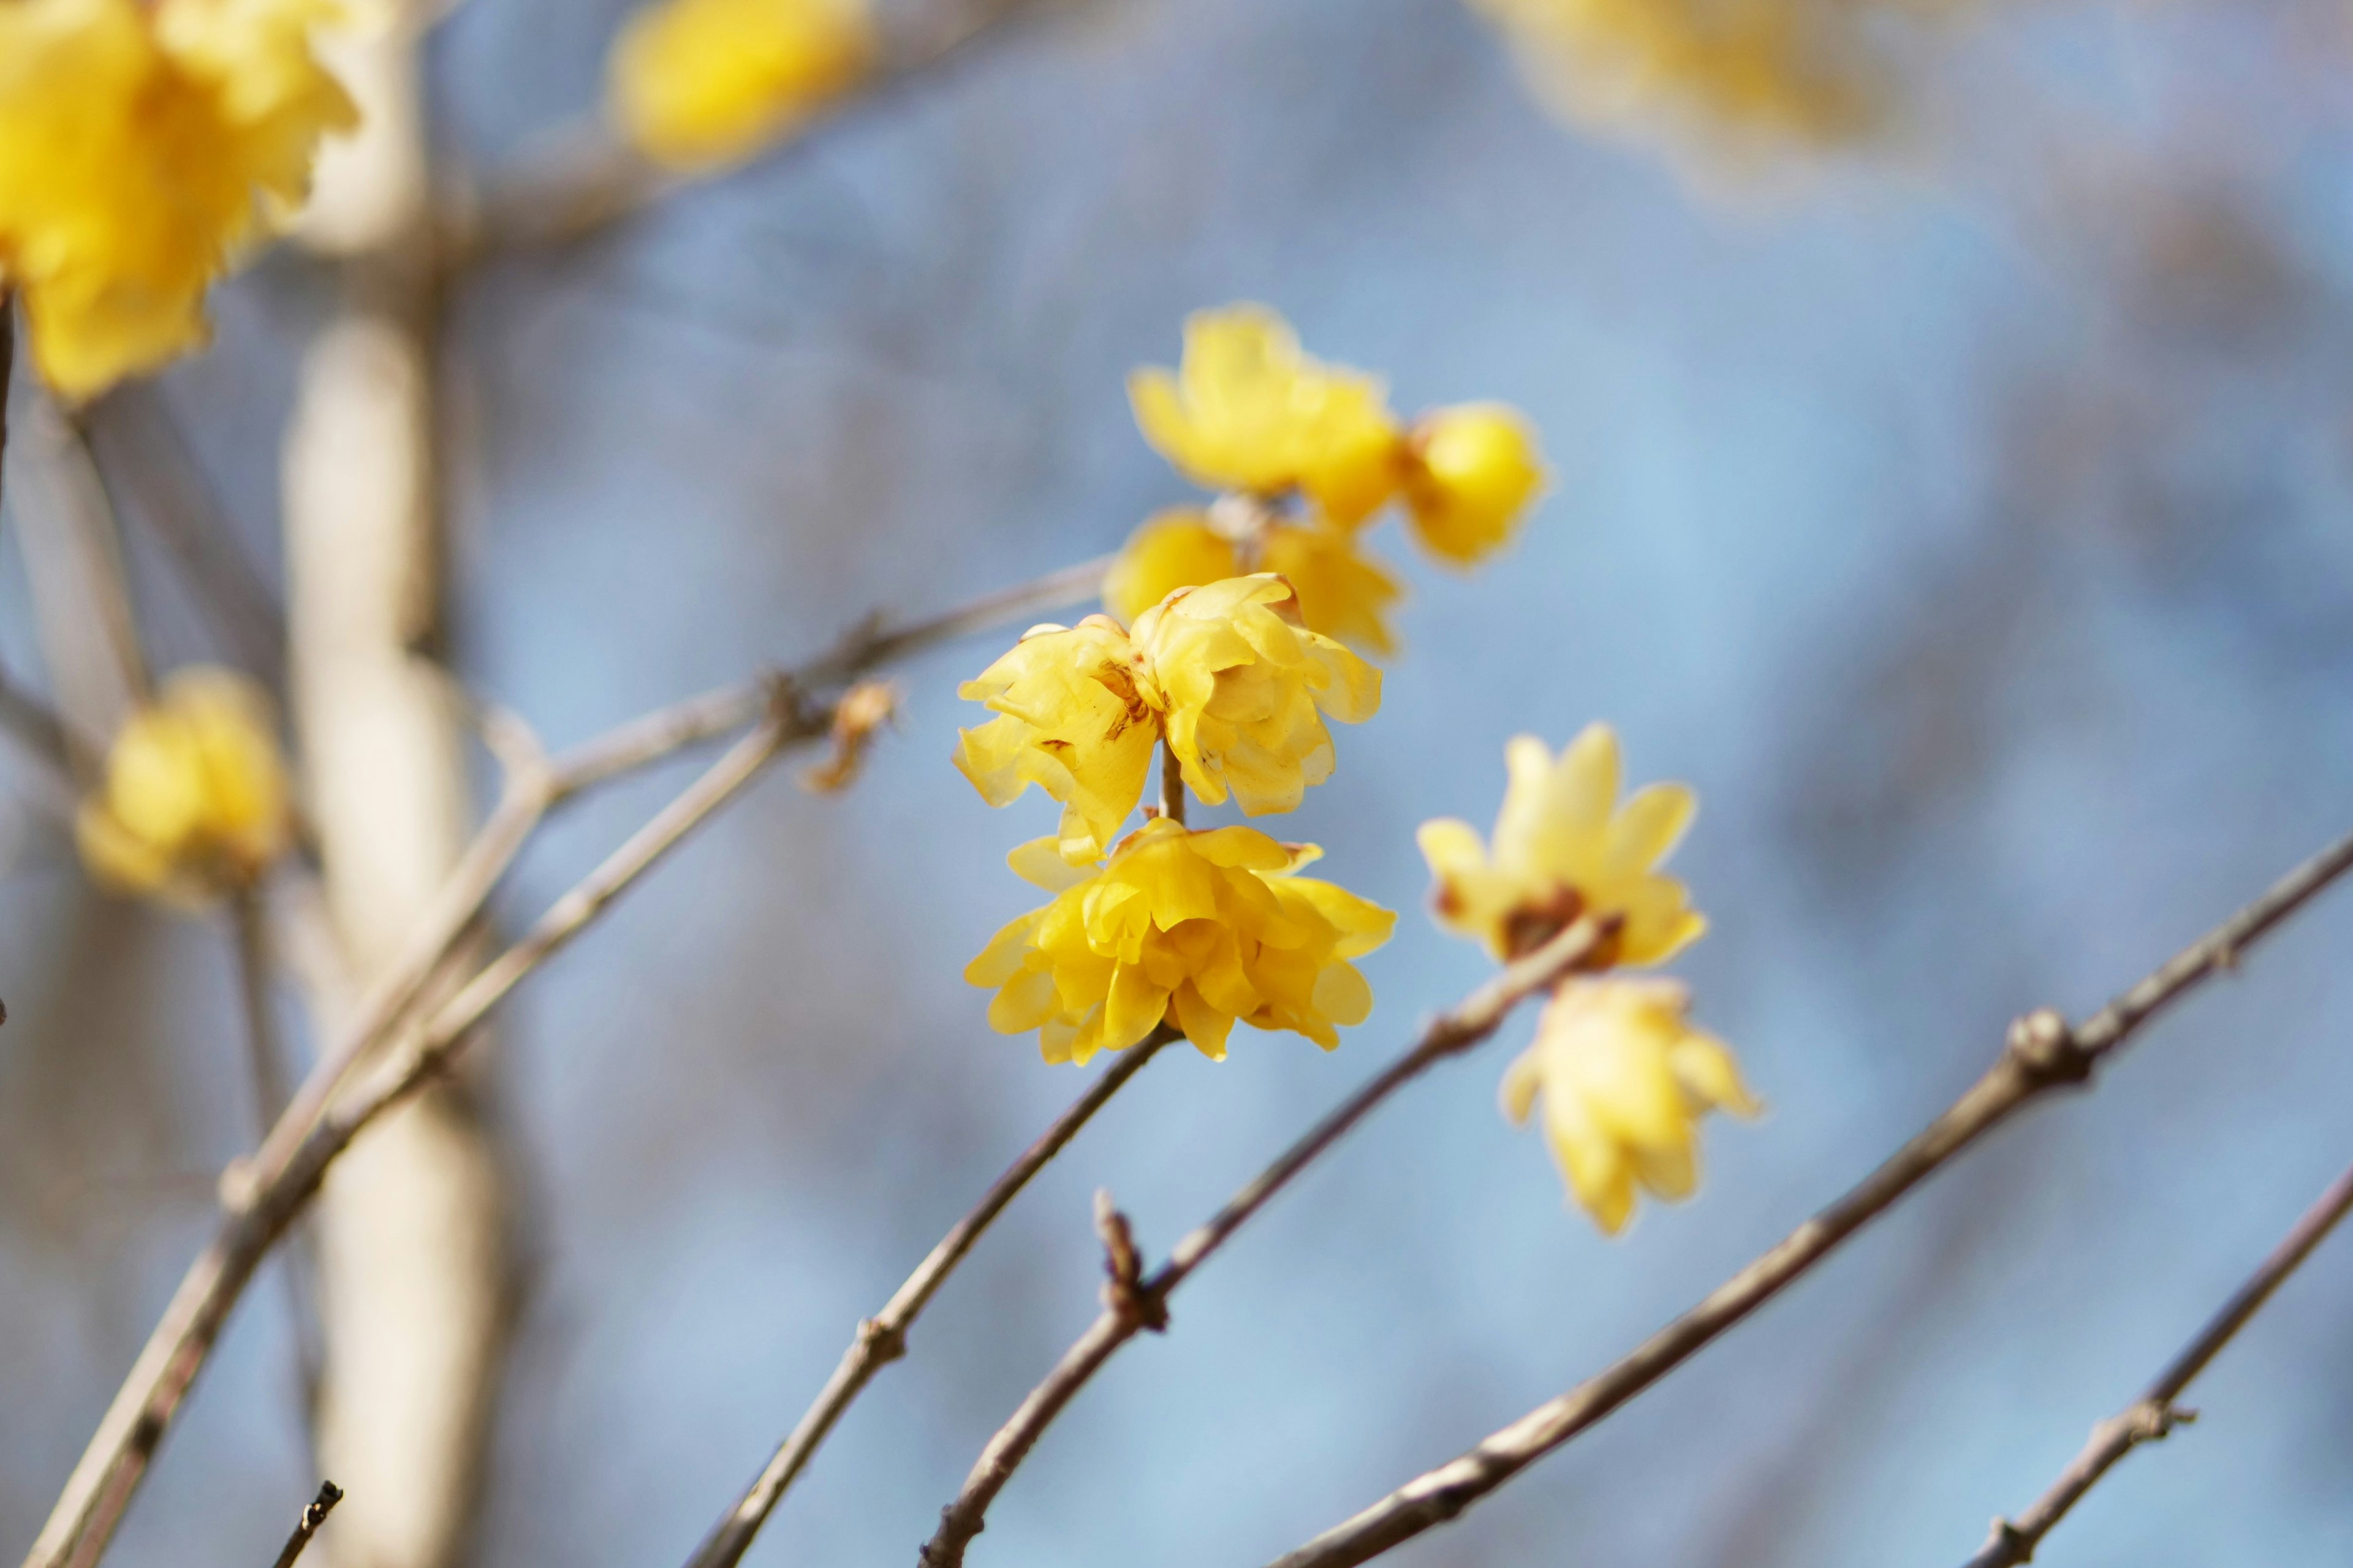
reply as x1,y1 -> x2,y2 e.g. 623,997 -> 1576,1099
23,711 -> 798,1568
683,1026 -> 1181,1568
268,1481 -> 343,1568
1965,1154 -> 2353,1568
918,916 -> 1615,1568
1263,826 -> 2353,1568
1158,742 -> 1185,827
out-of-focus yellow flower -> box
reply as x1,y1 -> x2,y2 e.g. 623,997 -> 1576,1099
1501,977 -> 1757,1233
0,0 -> 355,398
1129,305 -> 1404,527
77,667 -> 292,903
1131,575 -> 1380,817
1102,510 -> 1404,656
607,0 -> 873,173
1402,403 -> 1547,567
1466,0 -> 1880,157
1418,724 -> 1703,965
955,616 -> 1159,866
966,820 -> 1395,1064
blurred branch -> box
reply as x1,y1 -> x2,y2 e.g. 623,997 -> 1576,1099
1965,1155 -> 2353,1568
686,1025 -> 1182,1568
439,0 -> 1067,271
1262,825 -> 2353,1568
268,1482 -> 344,1568
20,550 -> 1108,1568
83,385 -> 286,689
918,915 -> 1617,1568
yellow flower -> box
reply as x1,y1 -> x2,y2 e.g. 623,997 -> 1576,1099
1501,977 -> 1757,1233
1129,305 -> 1405,527
1466,0 -> 1880,157
954,615 -> 1159,866
966,820 -> 1394,1064
1130,575 -> 1380,817
1418,724 -> 1703,965
1401,403 -> 1547,567
607,0 -> 873,173
1102,510 -> 1404,656
77,667 -> 292,903
0,0 -> 356,398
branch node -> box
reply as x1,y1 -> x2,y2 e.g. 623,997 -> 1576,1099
857,1316 -> 907,1366
2005,1007 -> 2090,1086
1980,1517 -> 2033,1561
1094,1188 -> 1167,1333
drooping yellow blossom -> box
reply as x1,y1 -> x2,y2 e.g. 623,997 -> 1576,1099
1501,977 -> 1757,1233
1401,404 -> 1547,567
1104,509 -> 1404,656
1129,305 -> 1404,528
1419,724 -> 1703,966
955,616 -> 1159,866
957,577 -> 1380,862
0,0 -> 356,398
77,667 -> 292,903
1129,575 -> 1380,816
607,0 -> 873,174
967,820 -> 1395,1064
1466,0 -> 1884,159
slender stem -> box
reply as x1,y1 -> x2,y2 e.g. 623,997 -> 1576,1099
267,1482 -> 343,1568
1964,1156 -> 2353,1568
684,1026 -> 1181,1568
1159,742 -> 1185,827
917,916 -> 1613,1568
2,289 -> 14,520
1262,825 -> 2353,1568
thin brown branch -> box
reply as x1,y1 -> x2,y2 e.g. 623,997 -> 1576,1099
917,915 -> 1615,1568
441,0 -> 1067,271
1263,825 -> 2353,1568
683,1026 -> 1181,1568
1158,742 -> 1185,827
1965,1154 -> 2353,1568
267,1482 -> 343,1568
22,710 -> 799,1568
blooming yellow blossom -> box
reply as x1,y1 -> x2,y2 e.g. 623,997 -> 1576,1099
0,0 -> 356,398
1129,305 -> 1404,528
1130,575 -> 1379,816
1418,724 -> 1703,965
1501,977 -> 1757,1233
77,667 -> 292,903
1466,0 -> 1881,158
607,0 -> 873,173
1103,510 -> 1404,656
1401,403 -> 1547,567
955,616 -> 1159,866
967,820 -> 1394,1064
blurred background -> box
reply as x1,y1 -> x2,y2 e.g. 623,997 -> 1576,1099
6,0 -> 2353,1564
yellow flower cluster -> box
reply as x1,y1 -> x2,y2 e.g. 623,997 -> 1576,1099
955,578 -> 1379,866
959,567 -> 1392,1062
607,0 -> 874,174
77,668 -> 293,904
967,824 -> 1393,1064
1466,0 -> 1893,160
0,0 -> 356,398
1104,305 -> 1548,654
1422,724 -> 1753,1230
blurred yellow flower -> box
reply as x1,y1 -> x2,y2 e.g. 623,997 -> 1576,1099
77,667 -> 293,903
1467,0 -> 1880,157
955,615 -> 1159,867
1130,575 -> 1380,817
607,0 -> 873,173
1418,724 -> 1703,965
1501,977 -> 1757,1233
966,820 -> 1395,1064
0,0 -> 356,398
1103,510 -> 1404,657
1401,403 -> 1547,567
1129,305 -> 1404,528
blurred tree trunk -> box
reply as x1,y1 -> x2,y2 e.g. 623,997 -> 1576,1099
284,15 -> 511,1567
